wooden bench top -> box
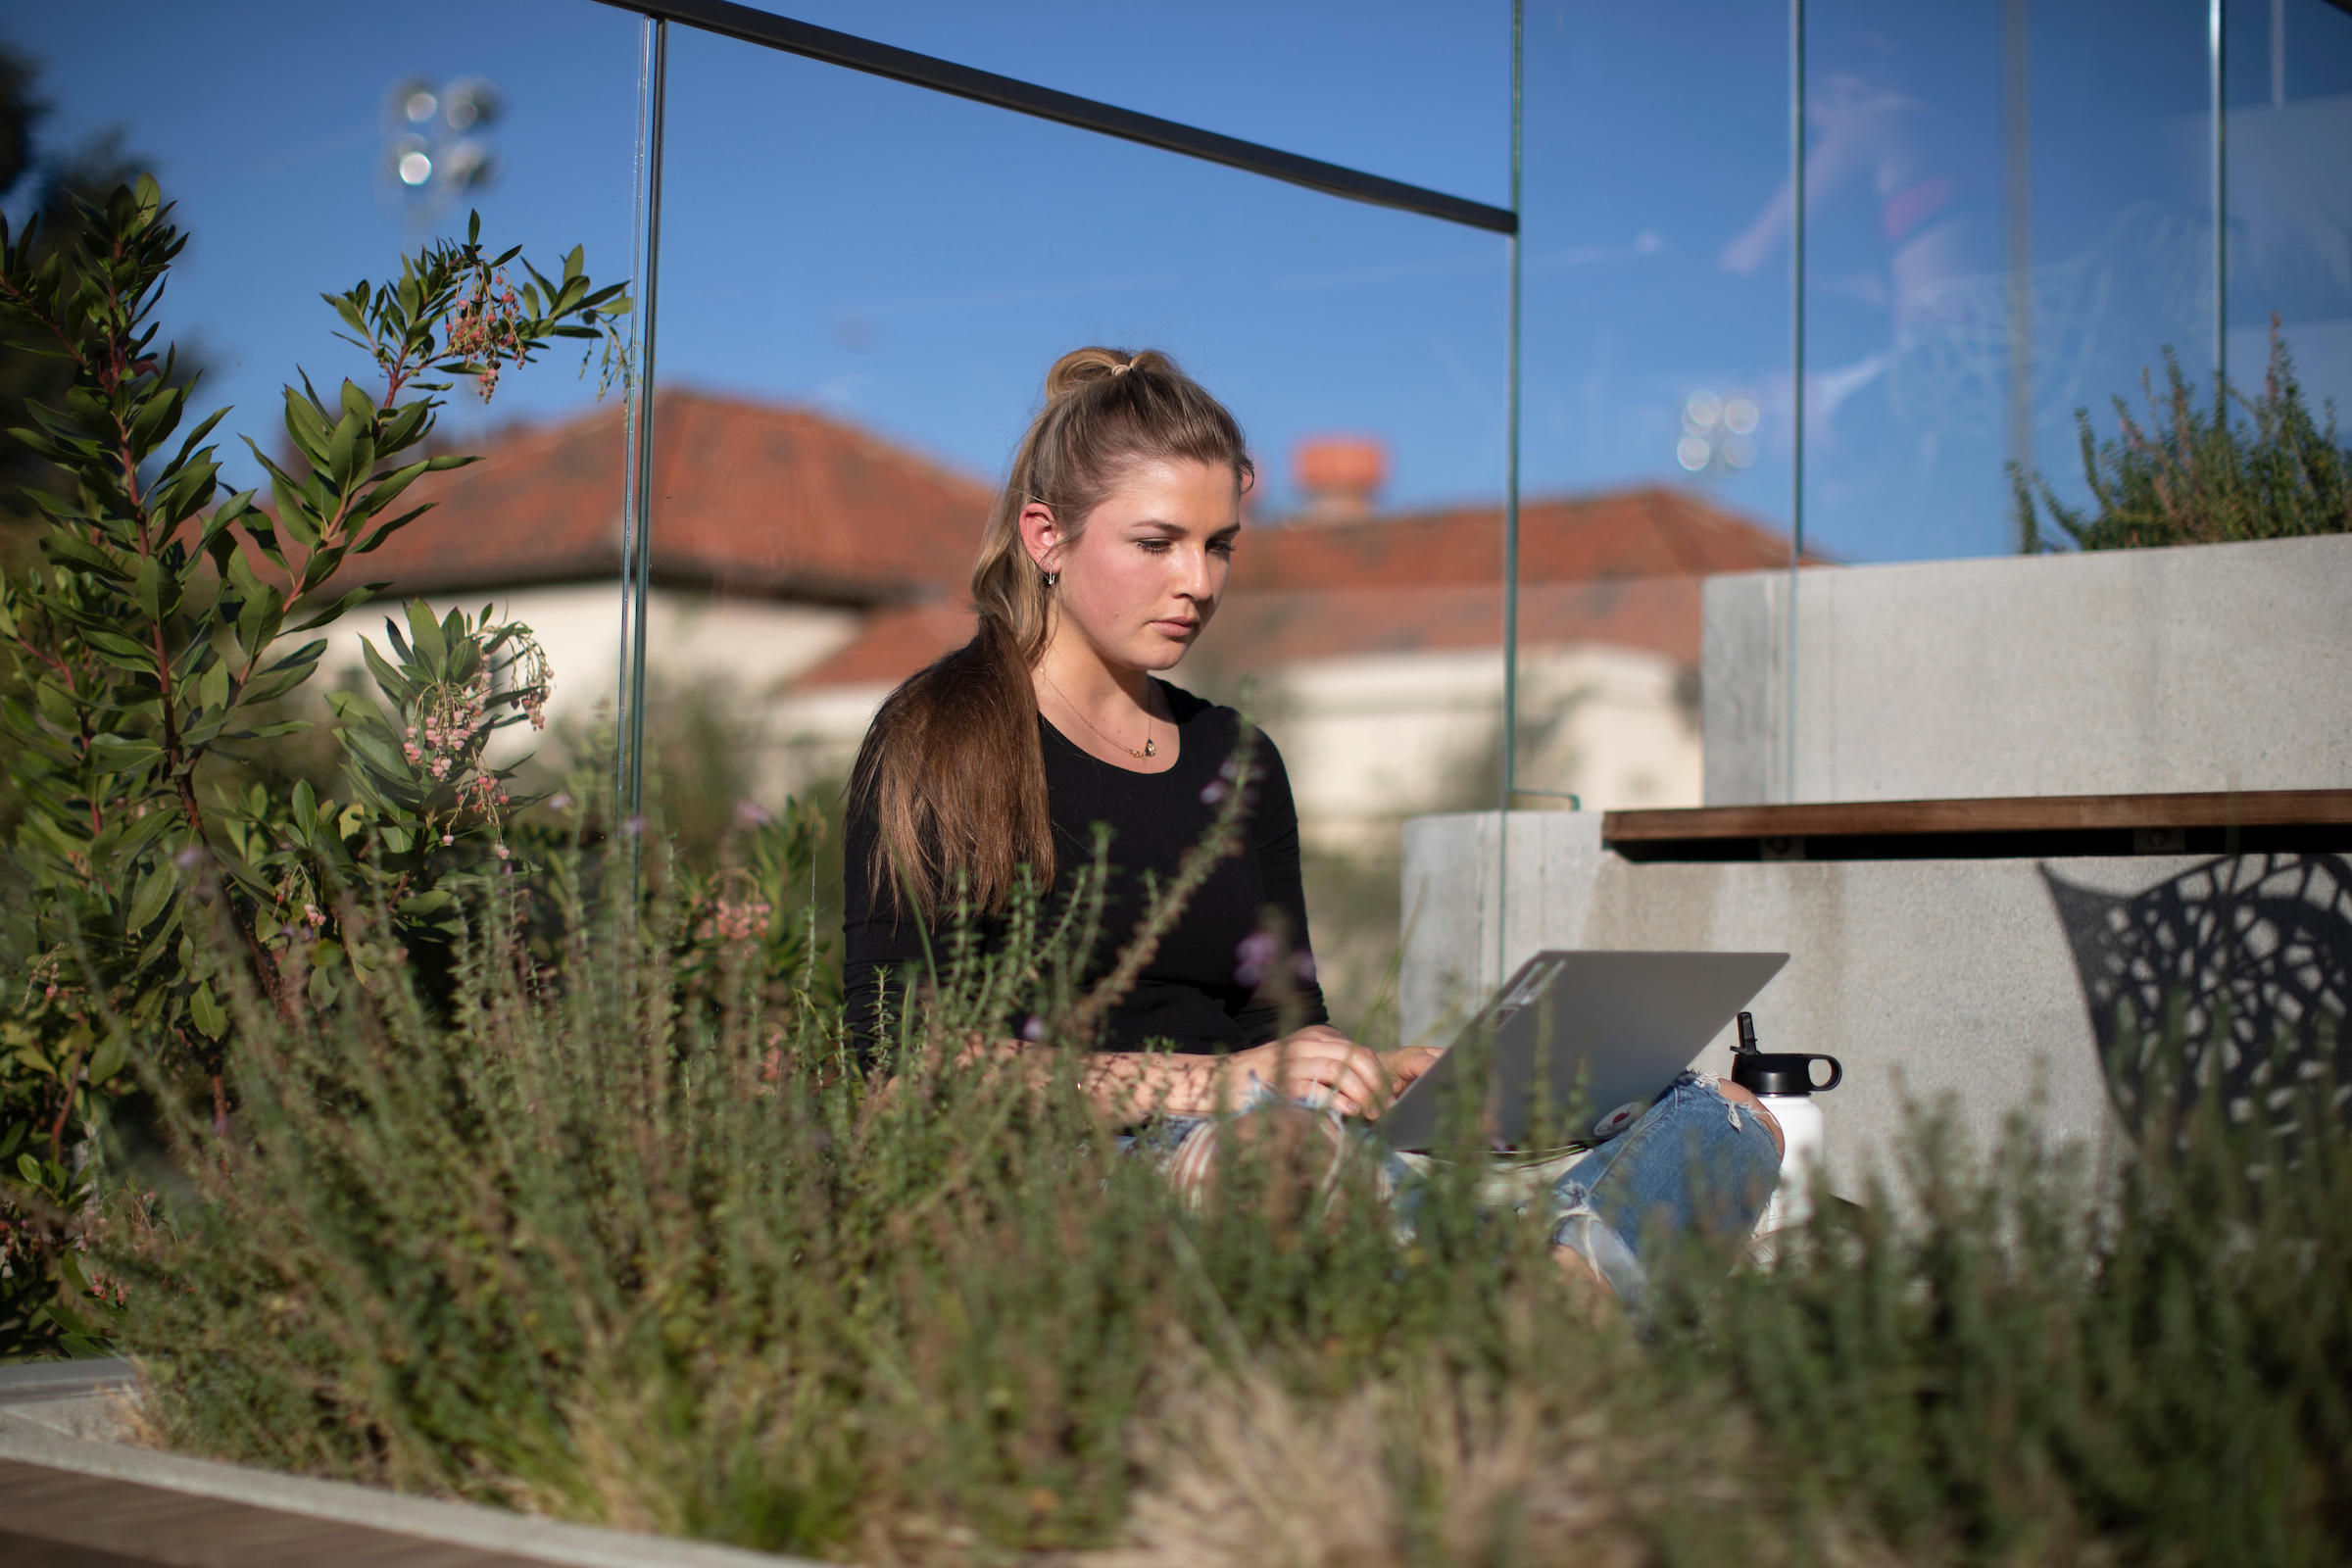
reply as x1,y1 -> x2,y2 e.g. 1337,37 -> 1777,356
1598,790 -> 2352,861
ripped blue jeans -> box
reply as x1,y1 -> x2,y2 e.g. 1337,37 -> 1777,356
1122,1069 -> 1781,1317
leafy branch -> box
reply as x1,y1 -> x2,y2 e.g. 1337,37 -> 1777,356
0,174 -> 627,1357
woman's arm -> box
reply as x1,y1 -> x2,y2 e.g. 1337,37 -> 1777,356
968,1027 -> 1421,1123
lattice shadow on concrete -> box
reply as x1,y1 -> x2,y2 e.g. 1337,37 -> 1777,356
2042,855 -> 2352,1146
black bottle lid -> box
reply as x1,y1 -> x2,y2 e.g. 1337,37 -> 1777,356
1730,1052 -> 1842,1097
1729,1011 -> 1841,1096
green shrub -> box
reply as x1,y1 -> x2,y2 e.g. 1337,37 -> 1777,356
0,175 -> 627,1357
97,811 -> 2352,1566
1663,1055 -> 2352,1567
106,794 -> 1692,1559
2013,320 -> 2350,552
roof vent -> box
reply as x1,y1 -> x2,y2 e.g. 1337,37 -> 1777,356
1292,436 -> 1387,526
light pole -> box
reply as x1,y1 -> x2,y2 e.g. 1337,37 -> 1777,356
380,75 -> 501,228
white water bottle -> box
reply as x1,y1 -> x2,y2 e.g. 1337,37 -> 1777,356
1730,1012 -> 1841,1234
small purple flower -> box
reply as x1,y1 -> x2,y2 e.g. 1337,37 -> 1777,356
174,844 -> 205,870
1235,930 -> 1279,987
734,798 -> 773,829
1200,780 -> 1227,805
548,792 -> 574,811
1021,1014 -> 1048,1042
622,814 -> 646,838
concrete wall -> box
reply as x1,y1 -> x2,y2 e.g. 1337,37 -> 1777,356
1702,533 -> 2352,805
1397,812 -> 2330,1198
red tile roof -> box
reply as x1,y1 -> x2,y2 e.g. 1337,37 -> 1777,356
308,392 -> 1800,696
336,390 -> 996,606
1199,578 -> 1710,666
1227,488 -> 1800,594
791,489 -> 1804,691
793,599 -> 981,689
791,577 -> 1718,694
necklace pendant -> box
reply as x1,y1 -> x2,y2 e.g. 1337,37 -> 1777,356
1142,737 -> 1156,758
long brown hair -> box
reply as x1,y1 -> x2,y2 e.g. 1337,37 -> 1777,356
850,346 -> 1252,918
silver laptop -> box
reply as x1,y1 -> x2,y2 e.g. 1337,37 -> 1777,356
1373,950 -> 1788,1152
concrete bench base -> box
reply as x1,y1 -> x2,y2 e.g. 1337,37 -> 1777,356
1399,812 -> 2348,1195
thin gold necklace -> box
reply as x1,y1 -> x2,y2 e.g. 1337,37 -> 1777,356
1042,669 -> 1155,759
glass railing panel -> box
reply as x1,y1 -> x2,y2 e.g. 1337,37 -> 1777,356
1521,3 -> 1797,814
1801,0 -> 2216,564
650,23 -> 1510,1046
2224,0 -> 2352,417
1774,2 -> 2352,809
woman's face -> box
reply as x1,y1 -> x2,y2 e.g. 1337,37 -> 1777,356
1023,458 -> 1241,673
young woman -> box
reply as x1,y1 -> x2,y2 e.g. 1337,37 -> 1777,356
844,347 -> 1784,1309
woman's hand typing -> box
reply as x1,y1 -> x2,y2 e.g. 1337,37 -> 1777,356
1206,1027 -> 1438,1120
1380,1045 -> 1443,1099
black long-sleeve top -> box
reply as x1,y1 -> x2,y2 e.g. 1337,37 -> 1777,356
842,682 -> 1329,1060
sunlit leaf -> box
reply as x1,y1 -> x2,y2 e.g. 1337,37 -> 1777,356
405,599 -> 448,674
86,1030 -> 129,1087
125,870 -> 173,934
188,983 -> 226,1041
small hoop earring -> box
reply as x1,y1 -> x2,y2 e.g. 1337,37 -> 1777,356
1042,570 -> 1058,588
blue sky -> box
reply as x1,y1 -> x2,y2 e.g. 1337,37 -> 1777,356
10,0 -> 2350,564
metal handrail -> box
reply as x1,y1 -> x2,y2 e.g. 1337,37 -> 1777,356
588,0 -> 1517,235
